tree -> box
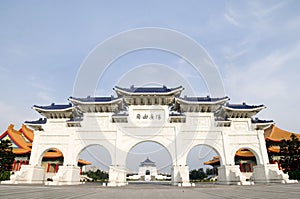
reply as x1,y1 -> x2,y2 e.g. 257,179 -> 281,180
82,169 -> 109,182
279,134 -> 300,173
0,140 -> 15,181
189,168 -> 206,180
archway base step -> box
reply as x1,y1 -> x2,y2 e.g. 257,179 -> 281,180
46,166 -> 81,185
1,165 -> 45,185
253,164 -> 298,184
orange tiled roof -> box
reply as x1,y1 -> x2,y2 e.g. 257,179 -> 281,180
264,125 -> 300,142
78,159 -> 92,165
20,124 -> 34,142
43,149 -> 64,158
204,149 -> 255,165
268,145 -> 280,153
13,148 -> 32,154
235,148 -> 255,157
204,156 -> 220,165
7,124 -> 32,151
1,124 -> 90,165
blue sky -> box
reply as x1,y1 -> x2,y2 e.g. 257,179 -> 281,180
1,0 -> 300,171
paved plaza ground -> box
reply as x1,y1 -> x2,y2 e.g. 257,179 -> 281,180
0,182 -> 300,199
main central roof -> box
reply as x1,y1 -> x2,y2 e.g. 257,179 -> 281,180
114,85 -> 184,96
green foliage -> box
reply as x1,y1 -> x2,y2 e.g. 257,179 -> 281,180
0,140 -> 15,181
0,140 -> 15,171
189,168 -> 206,180
279,134 -> 300,173
0,171 -> 11,181
288,170 -> 300,180
82,169 -> 109,182
205,168 -> 214,176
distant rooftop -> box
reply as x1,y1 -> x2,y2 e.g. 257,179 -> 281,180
140,157 -> 156,167
24,118 -> 47,125
251,118 -> 274,124
69,96 -> 117,103
179,96 -> 229,102
33,103 -> 73,110
225,102 -> 265,110
114,85 -> 183,94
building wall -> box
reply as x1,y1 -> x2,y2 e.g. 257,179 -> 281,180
28,105 -> 267,172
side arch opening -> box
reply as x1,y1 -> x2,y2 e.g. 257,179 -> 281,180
77,144 -> 112,182
234,148 -> 257,174
40,148 -> 64,180
186,144 -> 221,182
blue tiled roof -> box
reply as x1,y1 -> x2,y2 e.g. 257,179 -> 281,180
115,85 -> 183,93
140,158 -> 156,166
33,103 -> 73,110
24,118 -> 47,124
226,103 -> 264,109
180,96 -> 229,102
251,118 -> 274,124
69,96 -> 116,102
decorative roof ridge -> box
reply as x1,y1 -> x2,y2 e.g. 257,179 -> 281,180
114,85 -> 184,94
6,124 -> 31,150
224,102 -> 265,110
251,117 -> 274,124
69,96 -> 121,103
0,130 -> 8,140
177,96 -> 229,103
33,103 -> 73,111
24,118 -> 47,125
20,124 -> 34,142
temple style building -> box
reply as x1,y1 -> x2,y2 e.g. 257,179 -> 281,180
138,158 -> 157,181
2,85 -> 296,186
127,157 -> 170,181
0,124 -> 91,176
204,124 -> 300,179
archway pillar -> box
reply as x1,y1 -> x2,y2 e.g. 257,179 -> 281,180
46,165 -> 81,185
217,165 -> 253,185
253,164 -> 297,184
2,165 -> 45,184
107,165 -> 128,187
171,165 -> 191,187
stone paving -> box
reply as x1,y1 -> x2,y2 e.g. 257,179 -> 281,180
0,183 -> 300,199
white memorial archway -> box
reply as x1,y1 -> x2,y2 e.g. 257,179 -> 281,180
7,85 -> 291,186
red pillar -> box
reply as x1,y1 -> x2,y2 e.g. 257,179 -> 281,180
239,162 -> 243,172
19,160 -> 23,170
46,163 -> 50,173
12,160 -> 16,171
55,163 -> 59,173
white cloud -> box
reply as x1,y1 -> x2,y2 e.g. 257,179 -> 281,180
224,13 -> 240,27
224,42 -> 300,132
252,1 -> 286,18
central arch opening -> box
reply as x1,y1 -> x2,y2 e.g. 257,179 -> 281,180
126,141 -> 172,182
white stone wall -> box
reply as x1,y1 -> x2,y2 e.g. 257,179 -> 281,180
5,104 -> 290,186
